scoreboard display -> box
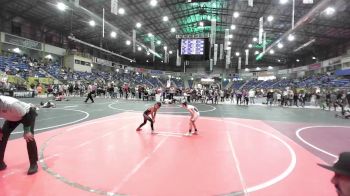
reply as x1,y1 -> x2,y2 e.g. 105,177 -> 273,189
180,39 -> 205,55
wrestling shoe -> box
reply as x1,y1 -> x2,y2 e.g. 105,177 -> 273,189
0,162 -> 7,170
27,163 -> 38,175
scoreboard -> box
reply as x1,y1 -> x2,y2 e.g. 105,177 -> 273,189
180,39 -> 205,55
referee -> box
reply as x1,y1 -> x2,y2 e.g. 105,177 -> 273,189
0,95 -> 39,175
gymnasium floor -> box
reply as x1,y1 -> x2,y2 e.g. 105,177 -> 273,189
1,97 -> 349,196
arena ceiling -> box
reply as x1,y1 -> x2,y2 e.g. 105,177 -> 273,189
1,0 -> 350,69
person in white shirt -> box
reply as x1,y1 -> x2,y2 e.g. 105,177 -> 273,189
249,89 -> 256,104
181,101 -> 200,136
0,95 -> 38,175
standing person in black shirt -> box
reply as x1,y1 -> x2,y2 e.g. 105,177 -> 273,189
136,102 -> 162,133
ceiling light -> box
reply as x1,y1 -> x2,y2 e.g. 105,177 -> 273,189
229,34 -> 233,39
169,50 -> 173,54
161,60 -> 164,63
230,24 -> 236,30
267,15 -> 274,22
245,68 -> 249,71
136,23 -> 142,28
324,7 -> 335,15
248,44 -> 252,48
89,20 -> 96,27
199,21 -> 204,27
118,8 -> 125,15
296,59 -> 300,62
256,67 -> 261,71
164,46 -> 168,51
233,12 -> 239,18
13,48 -> 21,53
235,52 -> 240,56
148,33 -> 153,37
171,27 -> 176,33
56,2 -> 67,11
268,66 -> 273,70
150,0 -> 158,7
288,34 -> 295,41
269,49 -> 275,54
278,59 -> 281,62
228,41 -> 232,46
138,46 -> 142,51
253,37 -> 258,42
156,40 -> 161,45
312,56 -> 316,60
163,16 -> 169,22
280,0 -> 288,4
277,43 -> 284,48
254,51 -> 259,55
126,40 -> 131,45
110,31 -> 117,38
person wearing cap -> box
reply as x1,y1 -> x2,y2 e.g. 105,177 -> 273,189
181,101 -> 200,136
318,152 -> 350,196
0,95 -> 39,175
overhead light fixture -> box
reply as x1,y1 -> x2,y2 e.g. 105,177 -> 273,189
164,46 -> 167,50
118,8 -> 125,15
156,40 -> 161,45
150,0 -> 158,7
199,21 -> 204,27
148,33 -> 153,37
268,66 -> 273,70
45,54 -> 52,59
56,2 -> 67,11
138,46 -> 142,51
280,0 -> 288,4
230,24 -> 236,30
161,60 -> 164,63
245,68 -> 250,71
126,40 -> 131,45
277,43 -> 284,48
267,15 -> 274,22
110,31 -> 117,38
89,20 -> 96,27
13,48 -> 21,53
233,12 -> 239,18
136,22 -> 142,28
288,34 -> 295,41
296,59 -> 300,62
171,27 -> 176,33
248,44 -> 252,48
269,49 -> 275,54
256,67 -> 261,71
163,16 -> 169,22
278,59 -> 281,62
235,52 -> 240,56
169,50 -> 173,54
253,37 -> 258,42
254,51 -> 259,55
324,7 -> 335,15
312,56 -> 316,60
229,34 -> 233,39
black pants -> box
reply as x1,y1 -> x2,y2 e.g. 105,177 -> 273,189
236,96 -> 242,105
85,92 -> 94,102
0,107 -> 38,165
138,114 -> 153,130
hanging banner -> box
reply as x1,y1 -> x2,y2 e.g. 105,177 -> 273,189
111,0 -> 119,15
245,49 -> 249,65
210,19 -> 216,45
303,0 -> 313,4
164,50 -> 168,63
224,29 -> 229,50
132,29 -> 136,53
213,44 -> 218,65
176,50 -> 181,67
259,17 -> 264,44
219,44 -> 224,60
238,57 -> 242,70
102,8 -> 105,38
225,49 -> 231,69
151,37 -> 155,62
263,32 -> 266,53
210,59 -> 213,71
248,0 -> 253,7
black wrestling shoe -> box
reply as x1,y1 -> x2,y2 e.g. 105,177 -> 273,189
0,162 -> 7,170
27,163 -> 38,175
